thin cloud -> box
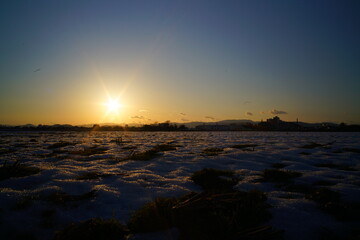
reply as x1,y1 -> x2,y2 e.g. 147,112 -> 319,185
245,112 -> 253,116
131,115 -> 145,119
260,111 -> 267,115
181,118 -> 189,122
243,101 -> 251,105
205,116 -> 215,120
270,109 -> 288,115
139,109 -> 148,112
179,113 -> 186,116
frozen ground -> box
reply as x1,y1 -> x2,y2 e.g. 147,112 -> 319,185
0,131 -> 359,239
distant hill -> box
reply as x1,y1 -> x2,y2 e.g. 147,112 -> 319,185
296,122 -> 338,128
174,119 -> 256,128
79,119 -> 256,129
2,118 -> 359,132
217,119 -> 257,125
82,119 -> 338,129
79,122 -> 142,127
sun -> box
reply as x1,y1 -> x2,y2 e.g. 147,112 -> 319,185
105,98 -> 122,114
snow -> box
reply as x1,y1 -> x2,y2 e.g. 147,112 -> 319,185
0,131 -> 359,239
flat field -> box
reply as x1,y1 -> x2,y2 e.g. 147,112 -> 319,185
0,131 -> 359,240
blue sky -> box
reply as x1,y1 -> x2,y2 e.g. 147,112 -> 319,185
0,0 -> 359,124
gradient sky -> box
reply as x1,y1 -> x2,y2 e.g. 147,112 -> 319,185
1,0 -> 359,125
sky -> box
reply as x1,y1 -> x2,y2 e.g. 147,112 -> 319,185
0,0 -> 359,125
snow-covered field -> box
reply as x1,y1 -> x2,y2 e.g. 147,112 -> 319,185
0,131 -> 359,240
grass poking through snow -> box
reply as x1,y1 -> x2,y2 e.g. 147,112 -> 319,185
173,190 -> 272,240
271,163 -> 288,169
0,160 -> 41,181
123,149 -> 160,161
202,147 -> 224,156
54,218 -> 129,240
47,141 -> 77,149
300,141 -> 335,149
342,148 -> 360,153
231,144 -> 258,151
75,172 -> 111,180
46,190 -> 96,206
122,143 -> 177,161
191,168 -> 240,191
71,146 -> 108,156
314,163 -> 357,171
128,197 -> 178,233
261,169 -> 302,183
128,190 -> 274,240
306,188 -> 360,221
0,148 -> 16,155
152,144 -> 177,152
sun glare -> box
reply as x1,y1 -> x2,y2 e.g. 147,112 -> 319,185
105,99 -> 122,113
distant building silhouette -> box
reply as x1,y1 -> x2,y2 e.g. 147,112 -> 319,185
258,116 -> 300,131
195,124 -> 230,131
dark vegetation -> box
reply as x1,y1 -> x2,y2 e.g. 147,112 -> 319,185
306,188 -> 360,221
2,117 -> 360,132
123,143 -> 177,161
128,197 -> 177,232
312,180 -> 337,186
123,149 -> 160,161
39,209 -> 57,228
0,160 -> 40,180
314,163 -> 357,171
121,145 -> 137,150
41,209 -> 57,218
128,190 -> 276,240
333,148 -> 360,154
152,143 -> 177,152
300,143 -> 323,149
0,148 -> 16,155
231,144 -> 258,151
306,188 -> 340,204
127,168 -> 281,240
126,121 -> 187,131
282,183 -> 312,194
261,169 -> 302,182
13,190 -> 97,210
172,191 -> 273,240
54,218 -> 129,240
13,196 -> 37,210
70,146 -> 108,156
110,137 -> 122,145
12,232 -> 38,240
271,163 -> 288,169
342,148 -> 360,153
260,168 -> 308,197
190,168 -> 240,191
202,147 -> 224,156
46,190 -> 97,206
93,121 -> 187,131
48,141 -> 77,149
75,172 -> 111,180
14,143 -> 31,148
258,166 -> 360,222
300,141 -> 335,149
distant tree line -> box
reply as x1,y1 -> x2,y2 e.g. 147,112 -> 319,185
0,119 -> 359,132
91,121 -> 187,131
0,122 -> 188,132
